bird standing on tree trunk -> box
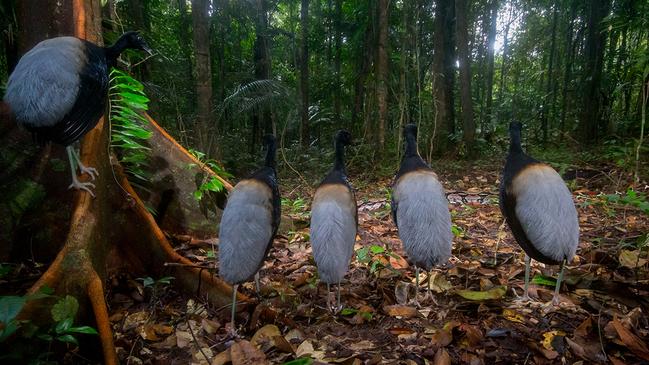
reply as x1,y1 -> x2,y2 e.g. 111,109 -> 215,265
3,31 -> 152,196
392,124 -> 453,305
219,134 -> 281,334
500,122 -> 579,306
310,130 -> 357,313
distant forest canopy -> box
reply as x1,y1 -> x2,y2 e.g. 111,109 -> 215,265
0,0 -> 647,169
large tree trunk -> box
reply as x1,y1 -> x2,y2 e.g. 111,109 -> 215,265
191,0 -> 214,154
455,0 -> 475,150
299,0 -> 310,147
559,1 -> 578,134
252,0 -> 272,152
577,0 -> 611,142
432,0 -> 455,153
483,0 -> 498,132
351,16 -> 373,133
541,0 -> 559,145
333,0 -> 343,126
375,0 -> 389,151
3,2 -> 239,364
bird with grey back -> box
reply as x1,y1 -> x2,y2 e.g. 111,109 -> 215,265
392,124 -> 452,305
3,31 -> 152,197
310,129 -> 357,313
219,134 -> 280,334
500,121 -> 579,306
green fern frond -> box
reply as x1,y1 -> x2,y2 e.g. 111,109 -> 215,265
109,69 -> 152,184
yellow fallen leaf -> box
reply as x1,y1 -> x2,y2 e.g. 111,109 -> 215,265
503,308 -> 525,323
456,286 -> 506,301
541,330 -> 566,351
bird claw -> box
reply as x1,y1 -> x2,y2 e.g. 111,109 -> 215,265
78,164 -> 99,181
68,180 -> 96,197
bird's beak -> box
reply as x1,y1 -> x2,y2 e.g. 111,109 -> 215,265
143,45 -> 154,56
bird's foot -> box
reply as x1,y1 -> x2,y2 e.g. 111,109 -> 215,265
68,179 -> 96,197
78,163 -> 98,181
511,287 -> 532,303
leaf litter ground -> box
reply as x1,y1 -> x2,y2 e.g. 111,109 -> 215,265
107,158 -> 649,364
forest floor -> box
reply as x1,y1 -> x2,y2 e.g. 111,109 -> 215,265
106,156 -> 649,365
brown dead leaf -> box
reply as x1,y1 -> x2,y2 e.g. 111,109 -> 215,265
384,304 -> 419,318
611,318 -> 649,361
231,340 -> 269,365
175,330 -> 192,348
433,348 -> 451,365
201,318 -> 220,334
211,348 -> 232,365
619,250 -> 647,268
295,340 -> 326,360
459,323 -> 483,347
574,317 -> 593,338
348,340 -> 375,351
137,324 -> 160,341
389,253 -> 409,269
123,311 -> 148,331
272,335 -> 295,353
429,272 -> 453,293
251,324 -> 281,351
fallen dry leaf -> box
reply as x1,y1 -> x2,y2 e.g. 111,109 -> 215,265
384,304 -> 419,318
433,348 -> 451,365
502,308 -> 525,323
251,324 -> 281,351
429,272 -> 453,293
456,286 -> 506,301
619,249 -> 647,268
230,340 -> 269,365
611,318 -> 649,361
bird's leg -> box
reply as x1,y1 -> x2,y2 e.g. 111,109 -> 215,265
335,282 -> 342,313
229,284 -> 239,337
326,283 -> 332,313
254,272 -> 261,295
70,145 -> 98,180
522,254 -> 531,302
552,260 -> 566,306
66,146 -> 96,197
413,266 -> 421,307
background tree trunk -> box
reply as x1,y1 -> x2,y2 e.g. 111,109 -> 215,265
300,0 -> 310,147
578,0 -> 611,142
333,0 -> 343,126
541,0 -> 559,145
191,0 -> 214,155
455,0 -> 475,150
432,0 -> 455,153
252,0 -> 272,152
375,0 -> 389,151
483,0 -> 498,133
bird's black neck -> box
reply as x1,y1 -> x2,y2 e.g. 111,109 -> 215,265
264,140 -> 277,170
333,139 -> 346,173
509,128 -> 524,155
404,132 -> 418,157
104,35 -> 132,64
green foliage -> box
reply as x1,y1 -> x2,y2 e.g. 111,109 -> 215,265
531,274 -> 557,287
188,148 -> 232,201
340,307 -> 373,321
282,197 -> 309,220
604,189 -> 649,215
109,69 -> 152,184
0,291 -> 98,363
356,244 -> 401,275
